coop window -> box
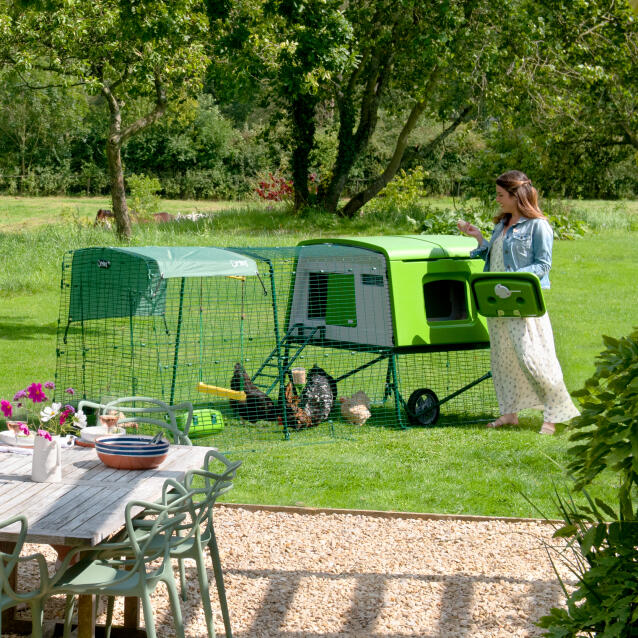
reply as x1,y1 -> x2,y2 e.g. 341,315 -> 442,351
361,273 -> 384,286
307,272 -> 357,327
423,280 -> 468,322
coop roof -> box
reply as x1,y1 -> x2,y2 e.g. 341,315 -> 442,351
65,246 -> 258,323
112,246 -> 258,278
299,235 -> 477,260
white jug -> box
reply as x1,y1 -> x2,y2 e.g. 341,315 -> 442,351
32,435 -> 62,482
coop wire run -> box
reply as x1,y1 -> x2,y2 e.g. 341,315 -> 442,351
54,239 -> 499,443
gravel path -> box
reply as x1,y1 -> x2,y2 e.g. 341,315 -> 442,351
8,506 -> 571,637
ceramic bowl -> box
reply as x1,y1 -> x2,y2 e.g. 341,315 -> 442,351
95,435 -> 169,470
96,449 -> 168,470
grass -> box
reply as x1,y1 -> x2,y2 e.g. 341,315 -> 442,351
0,195 -> 636,518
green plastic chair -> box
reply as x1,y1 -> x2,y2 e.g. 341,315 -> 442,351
179,451 -> 241,638
78,396 -> 193,445
135,450 -> 241,638
50,497 -> 190,638
0,515 -> 49,638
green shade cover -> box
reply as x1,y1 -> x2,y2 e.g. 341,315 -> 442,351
68,246 -> 257,321
114,246 -> 258,279
470,272 -> 546,318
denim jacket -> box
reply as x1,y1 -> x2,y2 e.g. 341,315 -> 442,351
470,217 -> 553,289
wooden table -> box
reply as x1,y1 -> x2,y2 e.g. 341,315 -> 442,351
0,444 -> 212,637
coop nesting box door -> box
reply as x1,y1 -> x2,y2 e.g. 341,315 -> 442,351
289,245 -> 393,347
470,272 -> 546,318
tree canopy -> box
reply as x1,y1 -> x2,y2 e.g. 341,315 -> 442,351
1,0 -> 209,236
0,0 -> 636,219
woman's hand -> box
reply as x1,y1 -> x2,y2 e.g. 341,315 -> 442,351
457,219 -> 484,245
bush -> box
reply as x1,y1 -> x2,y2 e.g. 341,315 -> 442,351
255,174 -> 294,202
541,199 -> 590,240
364,166 -> 429,217
128,173 -> 162,218
538,328 -> 638,637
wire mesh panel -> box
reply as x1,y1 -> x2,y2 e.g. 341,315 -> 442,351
55,244 -> 497,448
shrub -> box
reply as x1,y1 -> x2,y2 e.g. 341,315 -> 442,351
128,173 -> 162,218
255,174 -> 294,202
541,199 -> 590,240
538,328 -> 638,637
364,166 -> 428,217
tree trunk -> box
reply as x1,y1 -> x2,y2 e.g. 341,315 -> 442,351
340,104 -> 474,218
101,75 -> 167,238
105,135 -> 131,239
291,94 -> 317,210
102,86 -> 130,239
318,52 -> 391,213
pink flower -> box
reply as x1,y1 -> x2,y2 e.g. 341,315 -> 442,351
27,383 -> 47,403
13,390 -> 27,401
37,429 -> 52,441
44,381 -> 55,390
64,404 -> 75,414
19,423 -> 29,436
65,388 -> 75,395
60,408 -> 73,425
1,400 -> 12,418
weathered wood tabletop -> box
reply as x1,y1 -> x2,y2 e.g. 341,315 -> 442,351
0,444 -> 211,545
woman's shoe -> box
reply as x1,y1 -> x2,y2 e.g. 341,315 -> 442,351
539,422 -> 555,435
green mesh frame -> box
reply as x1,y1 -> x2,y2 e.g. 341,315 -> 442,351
55,245 -> 497,447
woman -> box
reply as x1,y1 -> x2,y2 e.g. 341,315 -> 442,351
457,170 -> 579,434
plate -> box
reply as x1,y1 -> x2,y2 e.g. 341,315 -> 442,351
78,425 -> 127,443
75,438 -> 95,448
0,430 -> 35,448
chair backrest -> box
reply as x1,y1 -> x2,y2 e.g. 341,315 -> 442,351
100,497 -> 191,579
183,451 -> 242,539
1,515 -> 49,604
186,449 -> 242,491
78,397 -> 193,445
149,475 -> 232,556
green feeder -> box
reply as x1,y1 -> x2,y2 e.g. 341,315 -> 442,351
176,408 -> 224,439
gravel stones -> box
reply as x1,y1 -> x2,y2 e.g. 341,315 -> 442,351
8,506 -> 571,637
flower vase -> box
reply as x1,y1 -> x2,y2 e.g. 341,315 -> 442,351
32,435 -> 62,482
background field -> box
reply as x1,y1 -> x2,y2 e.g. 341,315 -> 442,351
1,196 -> 636,518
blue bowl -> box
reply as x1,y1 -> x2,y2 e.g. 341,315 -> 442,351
95,435 -> 169,456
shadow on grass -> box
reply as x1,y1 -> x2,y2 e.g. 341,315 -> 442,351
0,319 -> 58,340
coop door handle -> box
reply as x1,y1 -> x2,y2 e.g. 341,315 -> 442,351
494,284 -> 521,299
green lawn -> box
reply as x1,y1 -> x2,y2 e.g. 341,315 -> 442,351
1,196 -> 636,518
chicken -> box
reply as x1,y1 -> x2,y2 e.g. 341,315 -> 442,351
339,391 -> 372,425
230,362 -> 278,423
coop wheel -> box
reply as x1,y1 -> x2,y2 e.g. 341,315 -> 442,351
407,388 -> 440,426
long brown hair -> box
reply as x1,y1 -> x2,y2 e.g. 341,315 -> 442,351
493,170 -> 546,224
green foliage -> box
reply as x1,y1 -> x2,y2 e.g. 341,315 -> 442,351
568,329 -> 638,505
537,328 -> 638,636
364,166 -> 429,216
542,200 -> 590,240
538,491 -> 638,638
128,174 -> 162,218
468,124 -> 638,201
364,171 -> 495,236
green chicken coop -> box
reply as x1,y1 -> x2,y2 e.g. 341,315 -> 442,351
55,237 -> 545,435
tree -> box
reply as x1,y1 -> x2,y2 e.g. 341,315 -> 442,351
212,0 -> 558,217
0,68 -> 89,185
208,0 -> 353,210
509,1 -> 638,168
2,0 -> 208,237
